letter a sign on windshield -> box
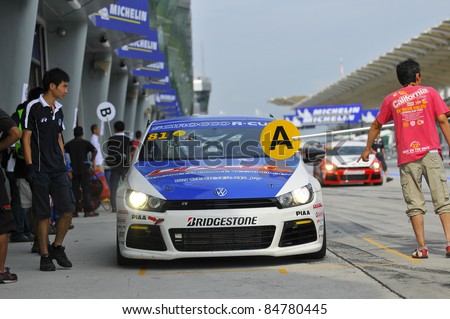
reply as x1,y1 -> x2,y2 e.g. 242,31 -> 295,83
260,120 -> 300,160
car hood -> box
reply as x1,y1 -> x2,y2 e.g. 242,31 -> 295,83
328,154 -> 376,168
132,158 -> 302,200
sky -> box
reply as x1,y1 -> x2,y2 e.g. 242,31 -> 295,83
190,0 -> 450,120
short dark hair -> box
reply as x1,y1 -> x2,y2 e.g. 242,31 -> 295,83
135,130 -> 142,139
74,126 -> 83,137
114,120 -> 125,132
396,59 -> 420,86
91,124 -> 98,134
43,68 -> 70,92
28,87 -> 44,101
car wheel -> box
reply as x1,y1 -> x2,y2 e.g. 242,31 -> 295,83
116,238 -> 135,266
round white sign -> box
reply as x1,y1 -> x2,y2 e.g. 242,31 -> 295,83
96,102 -> 116,122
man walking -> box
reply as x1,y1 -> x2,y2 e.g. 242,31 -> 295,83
105,121 -> 131,212
360,58 -> 450,258
65,126 -> 98,217
22,68 -> 76,271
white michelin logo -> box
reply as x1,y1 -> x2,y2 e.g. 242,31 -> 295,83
40,118 -> 48,123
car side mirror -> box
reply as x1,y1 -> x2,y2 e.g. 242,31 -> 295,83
302,146 -> 326,164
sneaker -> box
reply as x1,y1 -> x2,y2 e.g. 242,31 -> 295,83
412,248 -> 428,259
10,233 -> 33,243
31,238 -> 39,253
386,177 -> 394,182
446,246 -> 450,258
0,267 -> 18,284
84,211 -> 99,217
40,255 -> 56,271
49,245 -> 72,268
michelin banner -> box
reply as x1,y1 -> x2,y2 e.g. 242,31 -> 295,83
89,0 -> 150,36
289,104 -> 362,125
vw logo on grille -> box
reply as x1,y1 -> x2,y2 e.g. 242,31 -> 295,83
214,187 -> 228,197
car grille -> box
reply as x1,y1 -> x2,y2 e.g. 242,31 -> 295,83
341,174 -> 368,181
279,219 -> 317,247
126,224 -> 167,251
169,226 -> 276,251
165,198 -> 279,210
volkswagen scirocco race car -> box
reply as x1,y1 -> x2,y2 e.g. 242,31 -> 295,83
116,116 -> 326,264
313,140 -> 383,186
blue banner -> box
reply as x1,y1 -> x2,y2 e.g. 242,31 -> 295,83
294,104 -> 362,125
115,37 -> 165,62
142,81 -> 172,91
89,0 -> 150,36
361,109 -> 379,123
132,67 -> 169,79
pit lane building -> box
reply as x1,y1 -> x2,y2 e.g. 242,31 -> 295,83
0,0 -> 193,142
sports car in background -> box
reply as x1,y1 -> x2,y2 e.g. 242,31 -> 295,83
116,116 -> 326,264
313,140 -> 383,186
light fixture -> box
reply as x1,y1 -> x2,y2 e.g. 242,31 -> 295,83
66,0 -> 82,10
99,34 -> 110,48
57,27 -> 66,38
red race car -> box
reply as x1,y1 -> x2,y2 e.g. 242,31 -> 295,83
313,140 -> 383,186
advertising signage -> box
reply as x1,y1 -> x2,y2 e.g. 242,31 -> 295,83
89,0 -> 150,36
294,104 -> 362,125
115,37 -> 165,62
361,109 -> 379,123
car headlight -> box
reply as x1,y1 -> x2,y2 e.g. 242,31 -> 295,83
126,190 -> 166,212
325,163 -> 335,171
276,184 -> 314,208
372,161 -> 381,169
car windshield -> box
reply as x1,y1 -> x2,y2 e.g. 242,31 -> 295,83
326,145 -> 365,156
138,126 -> 269,161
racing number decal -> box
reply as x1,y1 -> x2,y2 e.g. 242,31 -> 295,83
146,132 -> 169,140
260,120 -> 300,160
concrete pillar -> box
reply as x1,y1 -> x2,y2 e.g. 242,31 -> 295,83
46,21 -> 88,142
124,86 -> 139,137
134,94 -> 151,134
81,52 -> 112,138
0,0 -> 38,115
107,72 -> 129,139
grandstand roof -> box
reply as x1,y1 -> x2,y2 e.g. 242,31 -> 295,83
295,19 -> 450,109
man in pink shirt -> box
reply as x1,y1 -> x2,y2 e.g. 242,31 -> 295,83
360,58 -> 450,259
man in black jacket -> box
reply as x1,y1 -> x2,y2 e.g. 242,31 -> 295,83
106,120 -> 131,212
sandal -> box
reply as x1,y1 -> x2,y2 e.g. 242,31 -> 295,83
412,248 -> 428,259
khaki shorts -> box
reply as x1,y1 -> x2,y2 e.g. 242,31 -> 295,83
400,151 -> 450,217
17,178 -> 32,209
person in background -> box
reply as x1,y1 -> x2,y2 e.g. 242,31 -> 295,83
371,133 -> 393,183
359,58 -> 450,259
0,107 -> 21,283
90,124 -> 104,173
132,130 -> 142,150
22,68 -> 76,271
65,126 -> 98,218
105,121 -> 131,213
8,87 -> 44,247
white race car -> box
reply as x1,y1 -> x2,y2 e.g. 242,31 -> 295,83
116,116 -> 326,264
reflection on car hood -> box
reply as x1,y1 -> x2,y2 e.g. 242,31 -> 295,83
328,154 -> 376,168
133,158 -> 299,200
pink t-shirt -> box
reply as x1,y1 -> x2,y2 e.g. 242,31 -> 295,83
376,85 -> 448,166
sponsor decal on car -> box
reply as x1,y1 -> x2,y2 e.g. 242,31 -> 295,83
186,216 -> 258,227
117,210 -> 129,215
296,210 -> 310,216
313,203 -> 323,209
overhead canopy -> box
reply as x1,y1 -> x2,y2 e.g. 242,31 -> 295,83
295,19 -> 450,109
